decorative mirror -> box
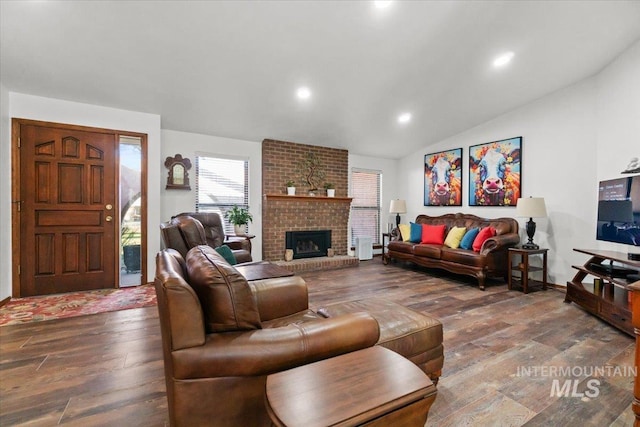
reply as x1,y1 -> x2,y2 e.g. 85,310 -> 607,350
165,154 -> 192,190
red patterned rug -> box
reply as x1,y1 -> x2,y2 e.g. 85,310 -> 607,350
0,285 -> 157,326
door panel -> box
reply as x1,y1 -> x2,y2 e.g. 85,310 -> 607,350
20,123 -> 117,296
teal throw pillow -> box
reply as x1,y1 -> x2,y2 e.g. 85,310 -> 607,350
409,222 -> 423,243
214,244 -> 237,265
459,228 -> 480,250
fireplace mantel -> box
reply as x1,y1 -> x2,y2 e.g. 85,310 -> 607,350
265,194 -> 352,202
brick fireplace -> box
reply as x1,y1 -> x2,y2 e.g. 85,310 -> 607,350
262,139 -> 351,261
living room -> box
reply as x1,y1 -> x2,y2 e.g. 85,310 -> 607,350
1,1 -> 640,425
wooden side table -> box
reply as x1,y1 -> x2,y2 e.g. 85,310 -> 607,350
382,232 -> 391,264
508,247 -> 548,294
265,346 -> 437,427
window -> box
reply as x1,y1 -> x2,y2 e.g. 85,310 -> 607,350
350,168 -> 382,246
196,155 -> 249,234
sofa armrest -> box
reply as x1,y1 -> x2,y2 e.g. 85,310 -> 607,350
171,312 -> 380,379
480,233 -> 520,255
248,276 -> 309,321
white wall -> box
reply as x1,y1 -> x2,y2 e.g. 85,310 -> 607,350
349,153 -> 399,254
161,129 -> 264,260
7,93 -> 162,289
0,83 -> 10,300
396,39 -> 640,286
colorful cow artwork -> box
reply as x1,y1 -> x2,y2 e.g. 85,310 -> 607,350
469,137 -> 521,206
424,148 -> 462,206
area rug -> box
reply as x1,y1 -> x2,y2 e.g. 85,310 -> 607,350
0,285 -> 157,326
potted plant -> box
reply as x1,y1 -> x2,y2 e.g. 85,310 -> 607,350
225,205 -> 253,236
286,180 -> 296,196
324,182 -> 335,197
121,225 -> 141,273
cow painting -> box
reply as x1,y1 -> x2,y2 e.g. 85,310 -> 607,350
424,148 -> 462,206
469,137 -> 521,206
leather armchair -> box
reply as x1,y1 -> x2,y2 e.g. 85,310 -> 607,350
160,212 -> 253,263
155,247 -> 380,427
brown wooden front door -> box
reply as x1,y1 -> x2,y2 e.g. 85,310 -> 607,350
18,122 -> 117,296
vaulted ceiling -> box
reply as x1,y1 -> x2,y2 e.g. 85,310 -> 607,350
2,1 -> 640,158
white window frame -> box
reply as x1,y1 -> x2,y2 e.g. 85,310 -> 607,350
350,168 -> 382,246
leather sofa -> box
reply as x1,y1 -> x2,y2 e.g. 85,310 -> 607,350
155,246 -> 444,426
160,212 -> 253,263
388,213 -> 520,290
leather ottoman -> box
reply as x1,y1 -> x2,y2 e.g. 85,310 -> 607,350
317,298 -> 444,384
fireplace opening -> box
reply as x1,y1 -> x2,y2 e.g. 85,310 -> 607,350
286,230 -> 331,259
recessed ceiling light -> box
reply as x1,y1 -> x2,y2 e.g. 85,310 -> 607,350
296,87 -> 311,100
374,1 -> 393,9
398,112 -> 411,124
493,51 -> 514,68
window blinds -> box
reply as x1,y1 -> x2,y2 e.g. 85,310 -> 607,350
195,155 -> 249,234
350,169 -> 381,246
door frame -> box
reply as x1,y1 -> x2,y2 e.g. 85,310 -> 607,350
11,118 -> 148,297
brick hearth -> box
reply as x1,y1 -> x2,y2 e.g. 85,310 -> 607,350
273,255 -> 359,273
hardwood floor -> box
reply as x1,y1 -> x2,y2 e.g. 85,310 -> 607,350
0,259 -> 635,426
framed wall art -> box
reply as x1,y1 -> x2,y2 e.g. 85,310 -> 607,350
424,148 -> 463,206
468,136 -> 521,206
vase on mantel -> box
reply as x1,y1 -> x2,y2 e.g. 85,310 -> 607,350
287,186 -> 296,196
326,189 -> 335,197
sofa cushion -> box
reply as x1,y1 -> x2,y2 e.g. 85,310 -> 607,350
409,222 -> 423,243
444,226 -> 466,249
459,227 -> 479,250
186,245 -> 262,333
413,244 -> 442,259
421,224 -> 447,245
440,247 -> 487,267
398,224 -> 412,242
472,227 -> 496,252
388,240 -> 415,254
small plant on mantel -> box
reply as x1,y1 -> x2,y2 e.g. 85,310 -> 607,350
286,180 -> 296,196
324,182 -> 335,197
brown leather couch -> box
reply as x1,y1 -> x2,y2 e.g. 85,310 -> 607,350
155,247 -> 380,426
160,212 -> 253,263
388,213 -> 520,290
155,246 -> 444,426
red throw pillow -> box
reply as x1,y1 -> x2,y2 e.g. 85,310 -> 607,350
421,224 -> 447,245
472,227 -> 496,252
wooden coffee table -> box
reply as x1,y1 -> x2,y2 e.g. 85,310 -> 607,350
265,346 -> 437,427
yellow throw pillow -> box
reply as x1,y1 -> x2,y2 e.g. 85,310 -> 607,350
444,226 -> 467,249
398,224 -> 411,242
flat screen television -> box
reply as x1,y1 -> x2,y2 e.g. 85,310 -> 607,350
596,175 -> 640,247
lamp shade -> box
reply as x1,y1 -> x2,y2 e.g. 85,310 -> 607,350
389,199 -> 407,214
516,197 -> 547,218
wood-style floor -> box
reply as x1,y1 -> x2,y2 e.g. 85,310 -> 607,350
0,259 -> 635,426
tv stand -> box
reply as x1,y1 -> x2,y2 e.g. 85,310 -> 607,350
565,248 -> 640,336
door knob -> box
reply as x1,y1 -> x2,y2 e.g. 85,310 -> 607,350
106,204 -> 113,210
106,216 -> 113,222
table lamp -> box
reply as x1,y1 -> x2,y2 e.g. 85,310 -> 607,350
515,197 -> 547,250
389,199 -> 407,227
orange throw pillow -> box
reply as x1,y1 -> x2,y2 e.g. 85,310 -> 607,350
421,224 -> 447,245
472,227 -> 496,252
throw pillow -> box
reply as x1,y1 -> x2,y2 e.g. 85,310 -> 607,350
215,244 -> 237,265
472,227 -> 497,252
421,224 -> 447,245
409,222 -> 423,243
398,224 -> 411,242
459,227 -> 480,250
444,226 -> 467,249
186,245 -> 261,333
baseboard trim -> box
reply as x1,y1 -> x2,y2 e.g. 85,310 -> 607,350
0,296 -> 11,308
